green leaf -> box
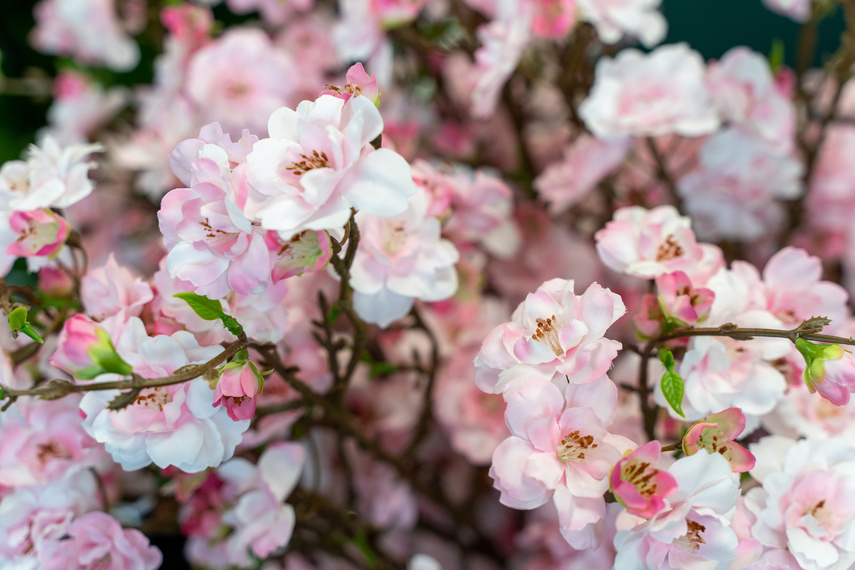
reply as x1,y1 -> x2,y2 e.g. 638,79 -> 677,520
0,385 -> 5,400
8,307 -> 43,344
174,292 -> 244,336
769,38 -> 785,71
8,306 -> 27,330
351,531 -> 379,569
659,349 -> 685,418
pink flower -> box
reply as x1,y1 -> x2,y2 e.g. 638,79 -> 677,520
677,129 -> 803,241
0,136 -> 103,211
321,62 -> 380,105
38,511 -> 162,570
50,314 -> 133,380
6,209 -> 70,259
226,0 -> 313,26
31,0 -> 140,71
579,43 -> 719,139
213,360 -> 265,421
683,408 -> 756,472
706,47 -> 796,152
530,0 -> 577,39
796,339 -> 855,406
475,279 -> 625,393
534,135 -> 630,214
80,254 -> 154,321
610,441 -> 677,518
594,205 -> 706,279
655,270 -> 714,327
577,0 -> 667,47
186,28 -> 297,136
44,71 -> 129,145
267,230 -> 332,282
349,186 -> 460,328
245,94 -> 416,240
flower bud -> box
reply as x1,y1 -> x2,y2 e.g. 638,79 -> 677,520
682,408 -> 755,472
212,359 -> 264,421
795,339 -> 855,406
50,315 -> 132,380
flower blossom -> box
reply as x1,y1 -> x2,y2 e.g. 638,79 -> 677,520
610,441 -> 677,519
577,0 -> 667,48
37,511 -> 162,570
796,339 -> 855,406
475,278 -> 625,393
245,94 -> 416,240
78,317 -> 249,472
349,186 -> 460,328
683,408 -> 755,472
213,360 -> 265,421
579,43 -> 719,139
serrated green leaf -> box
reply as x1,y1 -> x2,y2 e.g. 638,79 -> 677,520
660,370 -> 685,417
19,323 -> 43,344
174,292 -> 244,336
8,306 -> 27,331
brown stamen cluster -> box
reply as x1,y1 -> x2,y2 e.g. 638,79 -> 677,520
656,235 -> 683,262
285,150 -> 330,176
532,316 -> 563,357
674,520 -> 707,552
621,461 -> 660,497
556,430 -> 597,462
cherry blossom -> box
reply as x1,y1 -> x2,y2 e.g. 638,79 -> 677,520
610,441 -> 677,518
682,408 -> 755,472
577,0 -> 667,48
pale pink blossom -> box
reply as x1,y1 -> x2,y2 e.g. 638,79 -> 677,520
491,376 -> 630,549
683,408 -> 755,472
80,254 -> 154,321
0,396 -> 103,487
245,94 -> 416,240
534,135 -> 630,214
0,136 -> 103,211
38,511 -> 161,570
321,63 -> 380,105
530,0 -> 577,38
0,469 -> 100,564
579,44 -> 719,139
267,230 -> 332,282
470,2 -> 532,118
350,186 -> 459,328
677,129 -> 803,241
656,270 -> 715,327
577,0 -> 667,47
475,278 -> 625,393
50,314 -> 132,380
614,450 -> 741,569
333,0 -> 394,86
31,0 -> 140,71
595,205 -> 706,279
745,436 -> 855,570
610,441 -> 677,518
763,383 -> 855,441
6,209 -> 70,259
78,317 -> 249,472
43,71 -> 128,145
706,47 -> 796,152
796,340 -> 855,406
761,0 -> 811,22
186,28 -> 297,136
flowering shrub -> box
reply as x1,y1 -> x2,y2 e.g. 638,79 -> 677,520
2,1 -> 855,568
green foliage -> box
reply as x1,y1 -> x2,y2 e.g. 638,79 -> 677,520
8,306 -> 43,344
659,349 -> 685,418
173,292 -> 244,337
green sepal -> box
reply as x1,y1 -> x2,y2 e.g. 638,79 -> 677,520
8,307 -> 43,344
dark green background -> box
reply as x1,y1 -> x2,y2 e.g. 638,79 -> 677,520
0,0 -> 846,163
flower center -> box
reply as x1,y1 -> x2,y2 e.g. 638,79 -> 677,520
286,150 -> 331,176
807,499 -> 831,525
382,223 -> 408,254
36,441 -> 71,466
621,460 -> 661,497
556,430 -> 597,462
656,235 -> 683,262
134,387 -> 172,412
532,315 -> 563,357
673,519 -> 706,552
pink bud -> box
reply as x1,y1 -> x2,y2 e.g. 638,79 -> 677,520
683,408 -> 755,472
212,361 -> 264,421
610,441 -> 677,518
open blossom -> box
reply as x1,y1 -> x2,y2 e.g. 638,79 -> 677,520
37,511 -> 162,570
677,129 -> 803,241
491,376 -> 630,549
534,135 -> 630,214
44,70 -> 129,145
683,408 -> 755,472
80,254 -> 154,321
267,230 -> 332,282
745,436 -> 855,570
6,209 -> 70,259
610,441 -> 677,518
595,206 -> 706,279
186,28 -> 297,136
30,0 -> 140,71
579,43 -> 719,139
614,450 -> 741,569
706,47 -> 796,152
245,94 -> 416,240
577,0 -> 667,48
350,186 -> 459,328
475,278 -> 625,393
0,136 -> 103,212
159,143 -> 271,300
321,62 -> 380,105
634,270 -> 715,339
78,317 -> 249,472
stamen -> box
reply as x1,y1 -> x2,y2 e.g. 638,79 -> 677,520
556,430 -> 598,463
532,315 -> 563,356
